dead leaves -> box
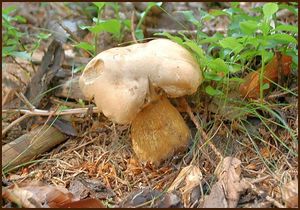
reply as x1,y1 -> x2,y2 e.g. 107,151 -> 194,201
118,187 -> 182,208
2,181 -> 105,208
203,157 -> 250,208
239,52 -> 292,99
2,181 -> 75,208
168,165 -> 203,207
281,179 -> 298,208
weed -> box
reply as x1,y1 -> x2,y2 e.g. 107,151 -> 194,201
2,6 -> 51,63
75,2 -> 131,56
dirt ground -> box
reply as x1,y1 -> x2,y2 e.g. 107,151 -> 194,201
2,2 -> 298,208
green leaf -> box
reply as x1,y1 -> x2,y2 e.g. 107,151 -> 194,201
229,77 -> 244,83
274,24 -> 298,33
123,19 -> 131,29
75,42 -> 95,53
2,46 -> 16,57
2,6 -> 16,15
204,72 -> 223,81
88,19 -> 121,37
183,41 -> 204,58
262,83 -> 270,90
230,2 -> 240,8
14,15 -> 26,23
219,37 -> 243,54
262,51 -> 274,63
154,32 -> 183,45
208,58 -> 229,74
93,2 -> 105,10
135,29 -> 144,40
267,33 -> 297,44
229,64 -> 242,73
239,50 -> 258,61
205,85 -> 224,96
199,33 -> 223,44
263,3 -> 278,18
210,9 -> 230,17
37,32 -> 51,40
260,22 -> 271,35
239,20 -> 259,35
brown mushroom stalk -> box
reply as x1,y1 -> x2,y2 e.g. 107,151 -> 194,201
79,39 -> 202,165
131,95 -> 190,165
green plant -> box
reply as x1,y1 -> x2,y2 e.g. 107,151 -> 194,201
76,2 -> 131,56
155,2 -> 298,168
134,2 -> 163,40
156,2 -> 298,100
2,6 -> 30,60
2,6 -> 51,63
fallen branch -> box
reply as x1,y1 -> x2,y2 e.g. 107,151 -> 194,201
2,125 -> 67,172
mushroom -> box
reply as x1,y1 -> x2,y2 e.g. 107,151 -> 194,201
79,39 -> 202,165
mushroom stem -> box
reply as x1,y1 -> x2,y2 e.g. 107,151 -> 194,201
131,96 -> 190,166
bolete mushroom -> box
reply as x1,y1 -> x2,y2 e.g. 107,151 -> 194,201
79,39 -> 202,165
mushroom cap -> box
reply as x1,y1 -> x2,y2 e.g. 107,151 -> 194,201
79,39 -> 202,124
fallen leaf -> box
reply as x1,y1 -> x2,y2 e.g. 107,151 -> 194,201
203,157 -> 250,208
2,181 -> 76,208
167,165 -> 202,207
58,198 -> 106,208
239,52 -> 292,99
118,187 -> 182,208
281,179 -> 298,208
69,177 -> 115,200
203,181 -> 228,208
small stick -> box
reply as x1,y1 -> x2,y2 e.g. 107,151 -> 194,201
2,114 -> 30,136
14,91 -> 36,110
2,107 -> 99,135
2,107 -> 99,116
2,89 -> 13,106
58,22 -> 81,43
266,87 -> 298,100
179,97 -> 223,161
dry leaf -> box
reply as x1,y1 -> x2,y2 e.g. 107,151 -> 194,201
167,165 -> 202,207
239,52 -> 292,99
203,181 -> 228,208
59,198 -> 106,208
281,179 -> 298,208
2,181 -> 76,208
119,187 -> 182,208
203,157 -> 250,208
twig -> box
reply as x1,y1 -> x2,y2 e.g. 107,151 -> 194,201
58,22 -> 81,43
131,11 -> 138,43
2,107 -> 99,135
14,91 -> 35,110
2,89 -> 13,106
2,113 -> 30,136
2,107 -> 99,116
267,87 -> 298,100
11,56 -> 32,75
179,97 -> 223,161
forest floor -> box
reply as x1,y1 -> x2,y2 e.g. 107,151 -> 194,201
2,2 -> 298,208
